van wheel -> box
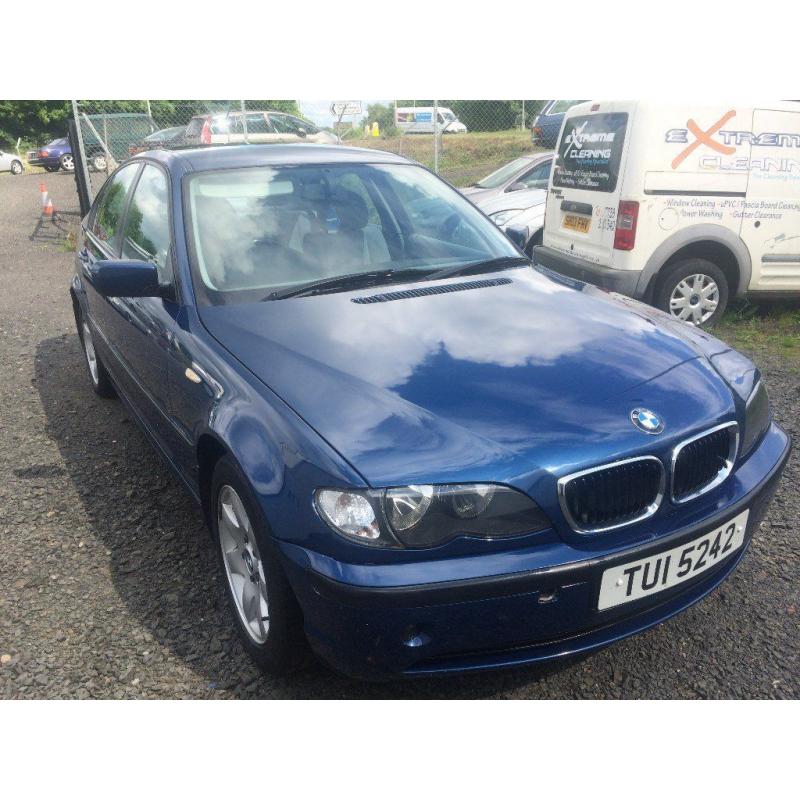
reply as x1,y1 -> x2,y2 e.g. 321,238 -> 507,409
655,258 -> 728,327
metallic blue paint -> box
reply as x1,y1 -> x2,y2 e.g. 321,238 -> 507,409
71,144 -> 791,680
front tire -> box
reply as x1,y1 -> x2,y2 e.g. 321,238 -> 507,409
10,159 -> 23,175
654,258 -> 729,327
59,153 -> 75,172
88,153 -> 107,172
211,456 -> 309,675
77,313 -> 115,397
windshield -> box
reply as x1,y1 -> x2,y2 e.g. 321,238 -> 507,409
474,157 -> 531,189
186,163 -> 519,305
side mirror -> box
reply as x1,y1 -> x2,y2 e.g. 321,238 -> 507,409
89,260 -> 161,297
508,181 -> 526,192
504,225 -> 528,252
296,128 -> 308,138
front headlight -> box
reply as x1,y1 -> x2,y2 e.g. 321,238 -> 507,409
490,209 -> 523,226
741,381 -> 771,457
710,349 -> 758,402
314,484 -> 550,548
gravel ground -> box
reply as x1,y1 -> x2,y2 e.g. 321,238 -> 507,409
0,171 -> 797,699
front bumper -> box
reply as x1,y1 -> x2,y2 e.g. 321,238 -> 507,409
280,423 -> 790,680
534,244 -> 644,298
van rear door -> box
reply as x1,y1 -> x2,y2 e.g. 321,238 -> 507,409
544,103 -> 633,266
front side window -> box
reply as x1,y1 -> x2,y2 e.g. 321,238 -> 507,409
515,158 -> 552,189
286,115 -> 319,134
475,157 -> 531,189
91,163 -> 140,247
269,114 -> 299,134
121,164 -> 173,283
553,112 -> 628,193
186,163 -> 519,305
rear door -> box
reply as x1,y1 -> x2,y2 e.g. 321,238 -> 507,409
740,107 -> 800,291
544,104 -> 632,267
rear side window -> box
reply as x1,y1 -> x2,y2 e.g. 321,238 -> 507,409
553,112 -> 628,193
185,117 -> 206,137
91,163 -> 140,247
121,165 -> 173,283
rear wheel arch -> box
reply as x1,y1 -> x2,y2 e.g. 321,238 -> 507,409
642,225 -> 751,301
656,240 -> 741,299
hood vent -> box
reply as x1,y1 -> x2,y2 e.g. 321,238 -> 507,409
352,277 -> 512,304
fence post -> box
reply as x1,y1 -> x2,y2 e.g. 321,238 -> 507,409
145,100 -> 152,119
433,99 -> 439,174
71,100 -> 93,206
240,100 -> 249,144
521,100 -> 525,130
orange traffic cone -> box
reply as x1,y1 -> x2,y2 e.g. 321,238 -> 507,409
39,182 -> 49,214
44,197 -> 54,218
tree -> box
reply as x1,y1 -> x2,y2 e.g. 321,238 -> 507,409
0,101 -> 71,147
364,103 -> 397,136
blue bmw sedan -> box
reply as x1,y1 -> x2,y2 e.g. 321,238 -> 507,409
70,144 -> 790,680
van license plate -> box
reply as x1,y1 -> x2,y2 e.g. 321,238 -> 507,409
597,509 -> 749,610
563,214 -> 591,233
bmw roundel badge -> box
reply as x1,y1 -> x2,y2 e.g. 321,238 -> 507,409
630,408 -> 664,435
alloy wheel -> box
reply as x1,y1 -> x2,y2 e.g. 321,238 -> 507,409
11,160 -> 22,175
217,485 -> 270,644
81,321 -> 99,385
61,154 -> 75,171
668,273 -> 719,325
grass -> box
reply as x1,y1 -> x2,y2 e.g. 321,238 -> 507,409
716,300 -> 800,363
353,129 -> 547,186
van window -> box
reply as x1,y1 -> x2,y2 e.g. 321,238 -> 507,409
553,113 -> 628,193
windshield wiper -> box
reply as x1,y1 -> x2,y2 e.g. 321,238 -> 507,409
264,269 -> 426,301
424,256 -> 529,283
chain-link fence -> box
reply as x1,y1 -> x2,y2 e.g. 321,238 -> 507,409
71,100 -> 552,201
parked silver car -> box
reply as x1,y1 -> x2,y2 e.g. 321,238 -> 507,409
0,148 -> 24,175
459,151 -> 553,205
184,111 -> 339,146
475,187 -> 547,257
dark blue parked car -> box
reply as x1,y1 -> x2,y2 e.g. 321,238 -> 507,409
27,137 -> 75,172
70,144 -> 790,680
531,100 -> 585,147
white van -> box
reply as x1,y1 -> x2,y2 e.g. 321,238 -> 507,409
534,101 -> 800,325
395,107 -> 467,134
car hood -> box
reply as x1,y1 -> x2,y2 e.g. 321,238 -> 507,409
477,188 -> 547,215
199,267 -> 734,487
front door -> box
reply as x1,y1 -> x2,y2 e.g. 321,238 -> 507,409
115,162 -> 182,454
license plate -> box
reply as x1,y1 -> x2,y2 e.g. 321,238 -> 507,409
563,213 -> 591,233
597,509 -> 749,610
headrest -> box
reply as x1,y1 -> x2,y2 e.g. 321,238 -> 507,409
330,188 -> 369,231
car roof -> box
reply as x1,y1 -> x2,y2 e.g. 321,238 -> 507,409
137,143 -> 413,173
